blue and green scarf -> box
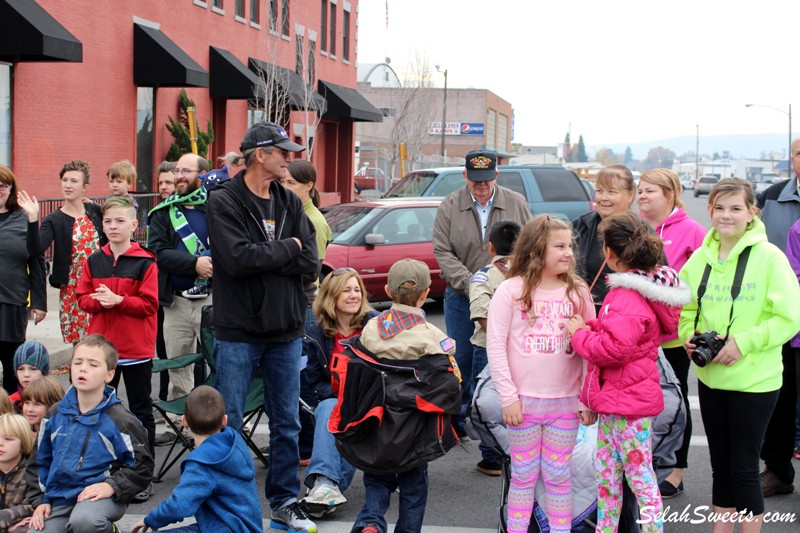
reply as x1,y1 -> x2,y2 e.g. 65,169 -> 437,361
147,186 -> 208,255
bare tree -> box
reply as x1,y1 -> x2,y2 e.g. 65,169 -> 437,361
251,36 -> 292,130
387,52 -> 437,176
295,32 -> 325,161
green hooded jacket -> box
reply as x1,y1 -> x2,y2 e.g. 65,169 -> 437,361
678,217 -> 800,392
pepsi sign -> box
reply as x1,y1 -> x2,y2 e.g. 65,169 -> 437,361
460,122 -> 485,135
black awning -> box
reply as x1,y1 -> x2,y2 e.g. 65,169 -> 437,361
0,0 -> 82,62
248,58 -> 326,112
209,47 -> 259,99
133,23 -> 208,88
318,80 -> 382,122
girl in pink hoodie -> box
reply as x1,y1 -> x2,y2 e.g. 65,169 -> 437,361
487,215 -> 596,533
566,213 -> 691,533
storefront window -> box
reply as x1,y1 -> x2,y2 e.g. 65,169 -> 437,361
0,63 -> 11,167
135,87 -> 154,192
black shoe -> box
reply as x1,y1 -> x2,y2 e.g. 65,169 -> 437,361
133,482 -> 153,503
182,284 -> 208,299
475,459 -> 502,477
155,431 -> 177,446
659,479 -> 684,498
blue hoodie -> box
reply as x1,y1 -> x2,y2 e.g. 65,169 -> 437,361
31,386 -> 153,507
144,426 -> 263,532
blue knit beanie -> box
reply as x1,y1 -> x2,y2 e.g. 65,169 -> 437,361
13,341 -> 50,376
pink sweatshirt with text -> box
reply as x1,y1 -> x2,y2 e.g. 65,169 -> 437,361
487,277 -> 596,407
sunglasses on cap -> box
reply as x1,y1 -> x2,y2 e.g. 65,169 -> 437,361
331,267 -> 357,276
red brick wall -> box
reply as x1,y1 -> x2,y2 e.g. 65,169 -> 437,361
12,0 -> 359,200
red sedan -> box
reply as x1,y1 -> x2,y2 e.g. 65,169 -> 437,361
322,198 -> 446,301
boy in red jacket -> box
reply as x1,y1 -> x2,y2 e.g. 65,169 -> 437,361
77,196 -> 159,502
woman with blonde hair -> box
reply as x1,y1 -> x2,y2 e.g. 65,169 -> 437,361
638,168 -> 706,498
300,268 -> 377,518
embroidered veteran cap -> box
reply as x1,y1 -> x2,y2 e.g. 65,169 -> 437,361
240,121 -> 305,152
387,259 -> 432,294
464,149 -> 498,182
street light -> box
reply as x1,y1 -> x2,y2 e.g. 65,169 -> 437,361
435,64 -> 448,160
745,103 -> 792,177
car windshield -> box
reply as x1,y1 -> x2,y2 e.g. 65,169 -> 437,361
384,172 -> 438,197
325,205 -> 381,243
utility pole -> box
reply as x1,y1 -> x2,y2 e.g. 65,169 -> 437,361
435,65 -> 448,160
695,124 -> 699,182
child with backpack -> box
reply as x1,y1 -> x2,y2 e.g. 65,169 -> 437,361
486,215 -> 596,533
567,212 -> 691,533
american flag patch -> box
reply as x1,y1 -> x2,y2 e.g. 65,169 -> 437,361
440,337 -> 455,352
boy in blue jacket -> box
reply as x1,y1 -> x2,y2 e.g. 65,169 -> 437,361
27,334 -> 154,532
130,386 -> 263,533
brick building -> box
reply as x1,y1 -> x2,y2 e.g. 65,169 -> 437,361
0,0 -> 380,203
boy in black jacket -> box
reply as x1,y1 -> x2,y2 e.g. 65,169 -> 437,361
341,259 -> 461,533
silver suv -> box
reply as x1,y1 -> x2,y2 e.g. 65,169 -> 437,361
694,176 -> 719,197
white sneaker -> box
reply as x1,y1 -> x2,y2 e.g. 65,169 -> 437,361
270,502 -> 317,533
302,478 -> 347,507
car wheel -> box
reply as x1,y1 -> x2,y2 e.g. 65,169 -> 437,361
693,190 -> 699,198
354,183 -> 362,194
319,266 -> 333,284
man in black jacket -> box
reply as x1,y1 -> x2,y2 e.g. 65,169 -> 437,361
147,153 -> 211,446
207,121 -> 318,533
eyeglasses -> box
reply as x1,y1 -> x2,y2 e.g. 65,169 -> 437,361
0,183 -> 9,191
332,267 -> 357,276
171,168 -> 200,175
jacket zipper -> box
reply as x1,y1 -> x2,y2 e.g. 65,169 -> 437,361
76,432 -> 91,471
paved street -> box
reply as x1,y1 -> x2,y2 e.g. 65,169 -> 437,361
24,189 -> 800,531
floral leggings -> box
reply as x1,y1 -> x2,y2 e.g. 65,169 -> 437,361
596,414 -> 663,532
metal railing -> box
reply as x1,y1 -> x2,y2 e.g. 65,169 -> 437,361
38,193 -> 162,260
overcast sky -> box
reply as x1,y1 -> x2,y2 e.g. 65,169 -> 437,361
356,0 -> 798,148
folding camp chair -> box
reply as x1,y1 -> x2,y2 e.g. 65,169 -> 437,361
151,305 -> 268,481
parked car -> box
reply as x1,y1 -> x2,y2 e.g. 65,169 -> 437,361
384,165 -> 592,220
353,166 -> 399,193
680,178 -> 694,191
693,176 -> 719,197
322,198 -> 446,301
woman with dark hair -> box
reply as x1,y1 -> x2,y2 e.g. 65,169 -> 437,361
283,159 -> 333,463
0,165 -> 47,394
300,268 -> 377,518
23,161 -> 105,345
638,168 -> 706,497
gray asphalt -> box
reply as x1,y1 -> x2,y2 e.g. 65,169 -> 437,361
27,190 -> 800,531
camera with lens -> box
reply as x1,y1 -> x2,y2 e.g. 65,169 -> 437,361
690,331 -> 726,367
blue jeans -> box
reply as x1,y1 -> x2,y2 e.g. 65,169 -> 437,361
353,464 -> 428,533
214,338 -> 302,510
443,287 -> 476,415
304,397 -> 356,491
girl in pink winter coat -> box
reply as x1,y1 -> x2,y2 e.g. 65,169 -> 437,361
487,216 -> 596,533
566,213 -> 691,533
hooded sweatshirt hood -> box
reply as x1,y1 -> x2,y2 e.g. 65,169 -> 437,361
605,265 -> 692,335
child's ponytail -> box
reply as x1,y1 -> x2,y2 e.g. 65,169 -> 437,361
599,213 -> 663,272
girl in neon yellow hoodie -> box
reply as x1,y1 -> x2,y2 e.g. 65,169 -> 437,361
678,178 -> 800,529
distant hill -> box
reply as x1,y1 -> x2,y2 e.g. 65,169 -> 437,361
588,134 -> 789,160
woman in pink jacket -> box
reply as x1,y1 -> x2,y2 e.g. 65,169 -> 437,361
638,168 -> 706,498
567,213 -> 691,533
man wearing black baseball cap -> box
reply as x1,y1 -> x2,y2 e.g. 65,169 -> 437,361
432,149 -> 531,476
207,121 -> 319,532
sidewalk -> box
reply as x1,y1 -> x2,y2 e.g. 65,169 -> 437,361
25,285 -> 73,370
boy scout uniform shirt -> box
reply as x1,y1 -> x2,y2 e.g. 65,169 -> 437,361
360,303 -> 456,362
468,256 -> 510,348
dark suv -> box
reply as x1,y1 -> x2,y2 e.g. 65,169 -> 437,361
384,165 -> 592,220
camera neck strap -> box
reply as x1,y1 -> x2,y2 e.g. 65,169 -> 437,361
693,245 -> 752,337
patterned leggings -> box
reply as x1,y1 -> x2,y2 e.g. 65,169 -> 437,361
506,399 -> 579,533
596,414 -> 663,533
